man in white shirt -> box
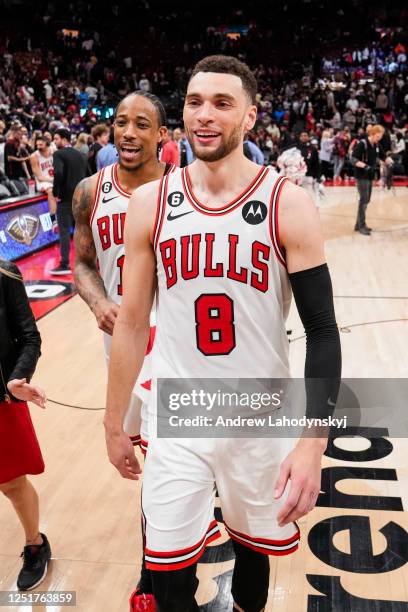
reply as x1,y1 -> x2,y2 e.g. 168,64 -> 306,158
346,91 -> 359,112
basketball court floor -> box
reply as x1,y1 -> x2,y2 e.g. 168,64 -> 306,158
0,185 -> 407,611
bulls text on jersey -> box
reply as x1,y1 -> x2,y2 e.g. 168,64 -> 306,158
159,233 -> 271,293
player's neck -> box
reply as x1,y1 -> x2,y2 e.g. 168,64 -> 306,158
117,159 -> 165,192
190,149 -> 259,201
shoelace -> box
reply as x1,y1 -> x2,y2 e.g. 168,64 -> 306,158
20,546 -> 41,570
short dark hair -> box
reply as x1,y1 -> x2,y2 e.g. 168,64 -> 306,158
189,55 -> 257,104
55,128 -> 71,141
35,135 -> 48,145
115,91 -> 167,127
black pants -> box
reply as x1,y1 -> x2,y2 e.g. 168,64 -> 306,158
151,540 -> 269,612
355,178 -> 373,229
320,160 -> 332,179
56,200 -> 74,267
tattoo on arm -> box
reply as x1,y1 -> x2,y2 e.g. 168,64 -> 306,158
73,178 -> 107,311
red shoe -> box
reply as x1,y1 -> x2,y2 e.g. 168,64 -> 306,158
129,589 -> 156,611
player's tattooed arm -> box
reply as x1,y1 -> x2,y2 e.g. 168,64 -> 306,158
73,178 -> 119,334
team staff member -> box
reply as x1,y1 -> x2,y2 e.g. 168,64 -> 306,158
351,124 -> 391,235
0,260 -> 50,591
51,128 -> 87,275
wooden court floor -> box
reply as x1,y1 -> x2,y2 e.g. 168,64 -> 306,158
1,186 -> 407,611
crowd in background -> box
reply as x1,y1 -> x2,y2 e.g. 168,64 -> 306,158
0,0 -> 408,196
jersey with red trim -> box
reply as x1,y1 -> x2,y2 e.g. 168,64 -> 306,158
91,163 -> 130,304
91,162 -> 177,305
151,165 -> 291,385
35,150 -> 54,181
90,162 -> 177,365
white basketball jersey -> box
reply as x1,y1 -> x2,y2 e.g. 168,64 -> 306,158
152,166 -> 292,382
90,162 -> 177,359
91,163 -> 129,305
36,150 -> 54,180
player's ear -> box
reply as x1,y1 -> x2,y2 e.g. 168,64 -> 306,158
158,126 -> 168,146
244,105 -> 257,132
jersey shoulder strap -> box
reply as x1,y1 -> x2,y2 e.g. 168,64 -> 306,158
89,166 -> 107,226
268,174 -> 288,268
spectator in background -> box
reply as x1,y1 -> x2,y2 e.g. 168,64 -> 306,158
139,74 -> 151,93
351,124 -> 389,235
52,128 -> 87,275
376,88 -> 389,112
88,124 -> 109,174
331,108 -> 343,131
160,130 -> 179,166
74,132 -> 90,156
381,108 -> 395,130
319,128 -> 334,179
0,260 -> 49,592
0,135 -> 5,174
393,131 -> 406,159
346,90 -> 359,113
4,126 -> 30,194
43,80 -> 52,103
297,130 -> 320,202
243,135 -> 264,164
173,127 -> 194,167
332,130 -> 349,184
343,109 -> 357,132
96,128 -> 118,170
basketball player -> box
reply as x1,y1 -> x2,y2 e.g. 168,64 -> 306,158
105,56 -> 341,612
30,136 -> 57,230
73,91 -> 175,610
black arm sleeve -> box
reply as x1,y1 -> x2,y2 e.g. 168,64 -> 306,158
289,263 -> 341,418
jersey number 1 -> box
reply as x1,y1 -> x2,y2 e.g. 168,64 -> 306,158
195,294 -> 236,356
117,255 -> 124,296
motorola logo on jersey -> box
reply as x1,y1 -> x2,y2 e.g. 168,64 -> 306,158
102,181 -> 113,194
242,201 -> 268,225
167,191 -> 184,207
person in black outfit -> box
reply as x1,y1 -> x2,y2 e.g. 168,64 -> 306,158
52,128 -> 87,275
298,131 -> 320,202
298,131 -> 320,179
0,260 -> 51,591
350,124 -> 389,235
4,126 -> 30,194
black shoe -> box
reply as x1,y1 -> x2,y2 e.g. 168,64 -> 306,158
50,264 -> 71,275
17,533 -> 51,591
358,226 -> 371,235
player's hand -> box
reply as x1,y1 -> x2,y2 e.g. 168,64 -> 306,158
274,438 -> 324,526
92,299 -> 120,335
7,378 -> 46,409
105,428 -> 142,480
